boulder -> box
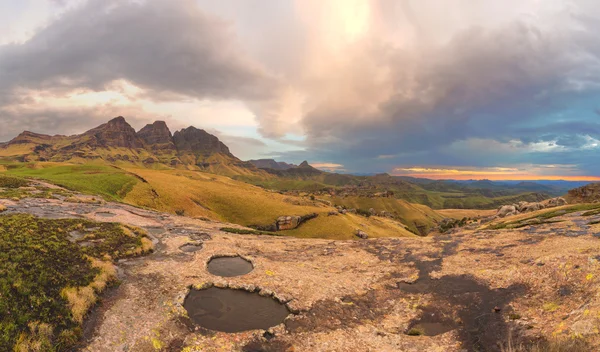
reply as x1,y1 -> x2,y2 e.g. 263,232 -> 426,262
519,202 -> 544,213
497,205 -> 517,218
544,197 -> 568,207
276,216 -> 301,231
355,230 -> 369,239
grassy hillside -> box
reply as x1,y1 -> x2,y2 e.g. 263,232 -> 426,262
326,196 -> 443,234
0,161 -> 436,239
123,168 -> 326,226
3,163 -> 138,201
284,212 -> 418,239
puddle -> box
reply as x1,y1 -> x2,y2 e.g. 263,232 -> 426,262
207,256 -> 253,277
190,232 -> 211,241
95,212 -> 116,218
183,287 -> 290,332
407,322 -> 455,336
145,227 -> 165,235
180,243 -> 203,253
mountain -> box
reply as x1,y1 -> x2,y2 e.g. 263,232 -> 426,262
0,117 -> 249,172
137,121 -> 175,151
258,160 -> 324,178
248,159 -> 295,170
173,126 -> 234,158
80,116 -> 145,149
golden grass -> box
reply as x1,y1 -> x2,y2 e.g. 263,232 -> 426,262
123,168 -> 325,225
285,212 -> 419,239
0,204 -> 5,212
122,168 -> 431,239
0,144 -> 35,157
437,208 -> 496,219
61,257 -> 117,324
325,195 -> 443,234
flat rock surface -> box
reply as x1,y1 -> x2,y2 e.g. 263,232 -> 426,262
3,193 -> 600,352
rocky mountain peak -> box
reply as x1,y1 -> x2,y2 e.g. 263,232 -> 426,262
173,126 -> 233,158
82,116 -> 144,149
137,121 -> 175,151
247,159 -> 294,170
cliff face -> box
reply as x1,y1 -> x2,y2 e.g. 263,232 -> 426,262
173,127 -> 234,158
137,121 -> 176,152
81,116 -> 145,149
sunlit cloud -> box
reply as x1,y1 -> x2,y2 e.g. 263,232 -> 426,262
311,162 -> 345,172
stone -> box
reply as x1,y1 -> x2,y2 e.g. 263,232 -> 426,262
355,229 -> 369,239
497,205 -> 517,218
571,319 -> 596,336
276,216 -> 301,231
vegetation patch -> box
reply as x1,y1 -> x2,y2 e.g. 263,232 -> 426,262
219,227 -> 280,236
490,203 -> 600,230
4,163 -> 139,201
0,214 -> 153,351
0,174 -> 30,188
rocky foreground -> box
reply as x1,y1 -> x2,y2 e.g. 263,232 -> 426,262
2,188 -> 600,352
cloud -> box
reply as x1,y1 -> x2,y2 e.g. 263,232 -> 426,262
0,0 -> 278,100
2,0 -> 600,177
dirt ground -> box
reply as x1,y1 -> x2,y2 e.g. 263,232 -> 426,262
2,191 -> 600,352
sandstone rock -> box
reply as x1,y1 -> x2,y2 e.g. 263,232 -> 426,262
571,319 -> 596,336
543,197 -> 568,207
277,216 -> 301,230
0,204 -> 6,212
497,205 -> 517,218
82,116 -> 145,149
519,202 -> 544,213
137,121 -> 176,153
173,126 -> 235,158
355,229 -> 369,239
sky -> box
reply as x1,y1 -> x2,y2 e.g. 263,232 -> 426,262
1,0 -> 600,180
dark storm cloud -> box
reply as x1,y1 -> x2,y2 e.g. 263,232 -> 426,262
0,0 -> 277,100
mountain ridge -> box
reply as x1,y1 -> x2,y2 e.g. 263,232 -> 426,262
0,116 -> 244,170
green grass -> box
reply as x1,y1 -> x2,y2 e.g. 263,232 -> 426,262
582,208 -> 600,217
4,164 -> 138,201
0,214 -> 151,351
